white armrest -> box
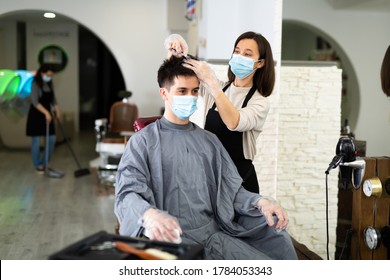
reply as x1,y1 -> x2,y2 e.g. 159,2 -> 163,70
95,118 -> 108,126
96,143 -> 126,155
120,131 -> 135,137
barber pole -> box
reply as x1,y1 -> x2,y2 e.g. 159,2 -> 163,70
185,0 -> 196,21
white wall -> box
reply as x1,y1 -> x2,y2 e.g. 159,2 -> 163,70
0,21 -> 17,69
0,21 -> 25,148
198,0 -> 282,63
283,0 -> 390,157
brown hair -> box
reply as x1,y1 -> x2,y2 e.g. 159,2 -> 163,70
380,45 -> 390,97
227,31 -> 275,97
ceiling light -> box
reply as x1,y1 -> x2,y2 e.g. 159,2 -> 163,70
43,12 -> 56,19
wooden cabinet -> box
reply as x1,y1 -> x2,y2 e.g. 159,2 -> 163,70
336,155 -> 390,259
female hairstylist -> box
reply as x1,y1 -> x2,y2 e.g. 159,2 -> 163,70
26,64 -> 62,174
165,31 -> 275,193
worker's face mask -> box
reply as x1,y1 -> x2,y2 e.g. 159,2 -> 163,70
229,54 -> 257,79
168,95 -> 198,120
43,75 -> 52,83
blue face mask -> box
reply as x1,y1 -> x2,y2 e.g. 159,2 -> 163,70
43,75 -> 52,83
228,54 -> 257,79
168,95 -> 198,120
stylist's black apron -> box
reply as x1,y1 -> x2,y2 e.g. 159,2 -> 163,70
26,85 -> 55,136
205,83 -> 259,193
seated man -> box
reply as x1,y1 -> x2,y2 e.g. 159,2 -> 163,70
114,56 -> 298,260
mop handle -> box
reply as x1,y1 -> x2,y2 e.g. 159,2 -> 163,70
51,108 -> 84,170
45,121 -> 50,171
55,116 -> 83,169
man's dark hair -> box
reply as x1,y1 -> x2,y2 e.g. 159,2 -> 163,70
157,56 -> 197,89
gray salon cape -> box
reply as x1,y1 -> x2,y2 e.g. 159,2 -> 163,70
115,117 -> 297,260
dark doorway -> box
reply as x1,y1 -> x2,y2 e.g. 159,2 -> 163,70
78,25 -> 125,131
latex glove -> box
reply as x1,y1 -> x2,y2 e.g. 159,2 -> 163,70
164,34 -> 188,58
257,197 -> 289,231
182,58 -> 222,97
142,208 -> 182,243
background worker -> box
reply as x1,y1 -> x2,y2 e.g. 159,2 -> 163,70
26,64 -> 62,174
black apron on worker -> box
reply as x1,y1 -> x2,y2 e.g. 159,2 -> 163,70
26,85 -> 56,136
204,83 -> 259,193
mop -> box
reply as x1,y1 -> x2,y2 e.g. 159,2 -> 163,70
55,118 -> 91,178
44,121 -> 65,179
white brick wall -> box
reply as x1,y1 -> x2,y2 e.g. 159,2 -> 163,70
207,63 -> 342,259
255,65 -> 342,259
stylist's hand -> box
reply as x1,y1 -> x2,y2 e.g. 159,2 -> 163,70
183,58 -> 222,97
164,34 -> 188,58
257,197 -> 289,231
142,208 -> 182,243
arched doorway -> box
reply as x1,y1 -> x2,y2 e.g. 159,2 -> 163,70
0,10 -> 125,134
78,24 -> 126,130
282,20 -> 359,135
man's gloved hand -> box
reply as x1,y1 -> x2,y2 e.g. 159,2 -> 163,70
256,197 -> 289,231
142,208 -> 182,243
164,34 -> 189,58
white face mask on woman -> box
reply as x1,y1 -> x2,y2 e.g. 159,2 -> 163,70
42,75 -> 52,83
229,54 -> 257,79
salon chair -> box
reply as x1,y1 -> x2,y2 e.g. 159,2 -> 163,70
95,90 -> 139,185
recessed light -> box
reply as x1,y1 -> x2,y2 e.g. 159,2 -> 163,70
43,12 -> 56,19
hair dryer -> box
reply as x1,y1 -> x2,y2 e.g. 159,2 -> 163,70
325,136 -> 356,174
325,136 -> 365,189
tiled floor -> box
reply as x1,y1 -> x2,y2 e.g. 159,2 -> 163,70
0,130 -> 117,259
